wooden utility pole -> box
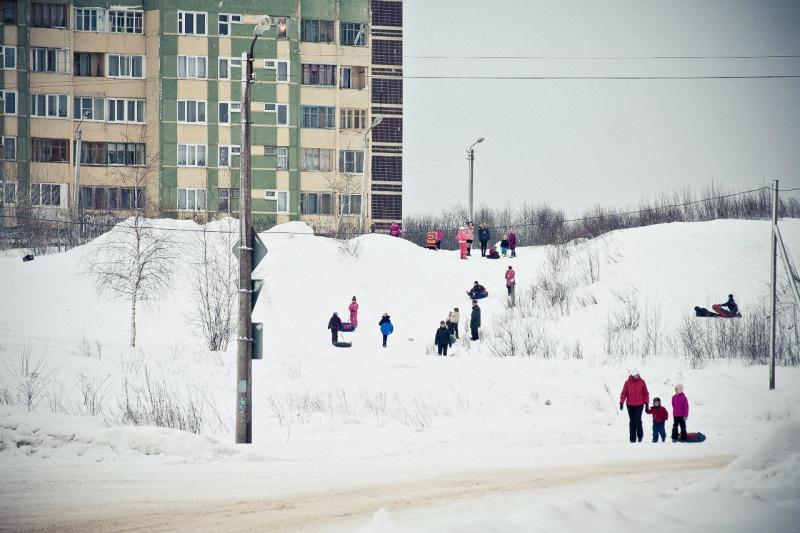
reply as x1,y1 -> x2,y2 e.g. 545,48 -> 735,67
769,179 -> 778,390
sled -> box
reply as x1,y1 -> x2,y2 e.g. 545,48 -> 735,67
380,323 -> 394,336
339,322 -> 356,332
674,432 -> 706,443
467,290 -> 489,300
333,341 -> 352,348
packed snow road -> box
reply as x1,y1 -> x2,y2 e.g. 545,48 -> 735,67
4,455 -> 732,532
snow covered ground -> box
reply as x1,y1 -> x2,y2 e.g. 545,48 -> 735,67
0,218 -> 799,531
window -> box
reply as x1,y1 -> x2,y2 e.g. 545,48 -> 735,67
80,186 -> 144,210
265,146 -> 289,170
75,7 -> 105,32
218,145 -> 240,168
340,109 -> 367,129
31,48 -> 69,73
30,183 -> 64,207
340,194 -> 362,215
218,101 -> 241,124
301,64 -> 336,86
301,192 -> 333,215
265,190 -> 289,213
107,99 -> 145,123
177,100 -> 207,123
73,97 -> 104,121
275,16 -> 289,39
177,144 -> 207,167
177,55 -> 207,79
339,150 -> 364,173
218,57 -> 242,80
264,103 -> 289,126
31,3 -> 67,28
30,94 -> 68,118
1,137 -> 16,161
218,13 -> 241,36
340,22 -> 368,46
340,66 -> 367,89
0,181 -> 17,206
0,90 -> 16,115
2,0 -> 16,24
108,54 -> 144,78
73,52 -> 104,76
107,143 -> 145,166
75,141 -> 106,165
300,19 -> 334,43
109,9 -> 143,33
177,188 -> 208,211
218,188 -> 240,212
178,11 -> 207,35
301,148 -> 333,172
300,105 -> 335,129
1,46 -> 15,70
264,60 -> 289,83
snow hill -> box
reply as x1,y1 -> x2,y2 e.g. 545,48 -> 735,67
0,218 -> 799,531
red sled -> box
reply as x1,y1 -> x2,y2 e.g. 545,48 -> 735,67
675,432 -> 706,443
339,322 -> 356,332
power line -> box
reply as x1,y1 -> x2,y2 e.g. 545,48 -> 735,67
402,54 -> 800,60
0,184 -> 788,236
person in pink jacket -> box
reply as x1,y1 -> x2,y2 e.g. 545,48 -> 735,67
457,227 -> 468,259
505,266 -> 516,296
671,383 -> 689,441
435,227 -> 444,250
465,222 -> 475,256
349,296 -> 359,327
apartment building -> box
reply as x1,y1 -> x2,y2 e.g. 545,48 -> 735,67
0,0 -> 403,232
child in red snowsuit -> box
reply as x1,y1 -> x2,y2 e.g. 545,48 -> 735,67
645,397 -> 669,442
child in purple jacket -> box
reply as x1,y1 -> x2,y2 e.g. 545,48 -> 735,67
671,384 -> 689,441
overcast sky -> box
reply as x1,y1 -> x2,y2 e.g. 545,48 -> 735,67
402,0 -> 800,216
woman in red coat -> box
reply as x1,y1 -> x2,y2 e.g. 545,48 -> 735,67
620,369 -> 649,443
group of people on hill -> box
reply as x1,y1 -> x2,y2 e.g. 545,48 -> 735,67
422,222 -> 518,261
620,370 -> 690,443
694,294 -> 740,318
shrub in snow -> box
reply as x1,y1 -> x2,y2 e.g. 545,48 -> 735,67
3,345 -> 58,413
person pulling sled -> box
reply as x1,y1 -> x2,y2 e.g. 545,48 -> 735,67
712,294 -> 740,318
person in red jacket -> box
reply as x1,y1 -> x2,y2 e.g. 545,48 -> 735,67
620,369 -> 650,443
645,397 -> 669,442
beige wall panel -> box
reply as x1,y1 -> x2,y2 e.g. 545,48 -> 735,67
277,40 -> 290,57
176,168 -> 209,188
300,87 -> 337,105
2,71 -> 17,87
2,26 -> 17,42
218,83 -> 232,101
176,81 -> 209,99
29,73 -> 71,89
299,42 -> 337,59
176,125 -> 208,143
338,90 -> 370,108
30,119 -> 71,138
2,117 -> 19,136
300,173 -> 338,191
335,49 -> 370,65
277,128 -> 291,146
300,129 -> 337,148
177,37 -> 208,56
337,132 -> 364,151
103,123 -> 147,142
275,172 -> 290,189
218,39 -> 232,55
218,128 -> 232,145
71,79 -> 148,98
217,170 -> 234,189
29,163 -> 70,183
276,84 -> 290,101
73,33 -> 146,54
29,28 -> 70,48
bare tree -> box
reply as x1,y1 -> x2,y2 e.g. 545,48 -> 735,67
190,219 -> 238,351
323,173 -> 363,238
84,131 -> 175,347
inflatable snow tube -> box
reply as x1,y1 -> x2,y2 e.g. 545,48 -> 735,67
468,290 -> 489,300
339,322 -> 356,332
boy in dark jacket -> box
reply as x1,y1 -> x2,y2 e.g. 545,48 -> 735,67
645,397 -> 669,442
470,300 -> 481,340
478,223 -> 491,257
328,312 -> 342,345
435,321 -> 451,356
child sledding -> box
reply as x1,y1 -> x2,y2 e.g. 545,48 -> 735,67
467,281 -> 488,299
694,294 -> 741,318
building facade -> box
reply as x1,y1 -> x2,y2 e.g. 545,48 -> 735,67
0,0 -> 403,232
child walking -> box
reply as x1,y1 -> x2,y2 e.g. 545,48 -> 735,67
645,397 -> 669,442
671,384 -> 689,441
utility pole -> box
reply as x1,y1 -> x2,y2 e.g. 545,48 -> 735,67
236,17 -> 270,444
467,137 -> 484,222
769,179 -> 778,390
73,112 -> 88,238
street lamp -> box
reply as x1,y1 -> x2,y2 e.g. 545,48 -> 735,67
73,110 -> 90,230
361,116 -> 383,231
467,137 -> 484,222
237,15 -> 271,445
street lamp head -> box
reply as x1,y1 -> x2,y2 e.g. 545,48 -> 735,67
254,16 -> 272,36
371,116 -> 384,128
476,137 -> 485,144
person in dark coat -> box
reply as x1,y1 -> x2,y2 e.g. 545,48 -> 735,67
328,312 -> 342,345
470,300 -> 481,340
378,313 -> 393,347
508,229 -> 518,257
435,321 -> 451,356
712,294 -> 739,318
478,223 -> 491,257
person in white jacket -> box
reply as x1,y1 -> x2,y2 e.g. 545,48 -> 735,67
446,307 -> 460,339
